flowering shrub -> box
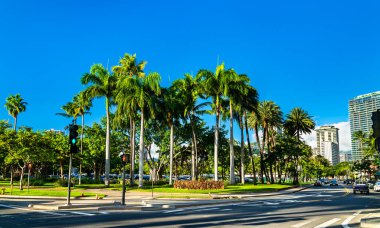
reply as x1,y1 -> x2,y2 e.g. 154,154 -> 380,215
174,180 -> 224,190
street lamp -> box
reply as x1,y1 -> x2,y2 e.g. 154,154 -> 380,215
119,151 -> 127,205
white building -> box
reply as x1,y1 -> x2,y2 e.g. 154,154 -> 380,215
349,91 -> 380,161
316,126 -> 339,165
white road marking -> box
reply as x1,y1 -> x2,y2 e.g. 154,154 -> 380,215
220,209 -> 232,211
342,211 -> 362,228
0,203 -> 63,216
353,210 -> 362,216
69,211 -> 96,216
291,219 -> 315,228
341,216 -> 355,228
314,218 -> 340,228
98,211 -> 109,214
163,209 -> 184,213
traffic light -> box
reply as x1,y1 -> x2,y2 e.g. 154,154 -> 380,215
69,124 -> 79,153
372,110 -> 380,139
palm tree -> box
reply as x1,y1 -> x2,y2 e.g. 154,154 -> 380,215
81,64 -> 117,186
56,101 -> 80,122
259,101 -> 283,183
197,63 -> 227,181
112,53 -> 146,78
284,107 -> 315,184
222,71 -> 250,184
173,74 -> 208,180
4,94 -> 27,132
73,92 -> 92,185
117,72 -> 161,187
113,53 -> 147,186
235,85 -> 259,184
160,87 -> 183,185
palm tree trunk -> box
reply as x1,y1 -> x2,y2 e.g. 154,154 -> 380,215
244,111 -> 257,185
229,101 -> 235,185
104,98 -> 111,187
190,116 -> 196,181
214,107 -> 220,181
169,122 -> 174,185
79,114 -> 84,185
254,123 -> 264,184
14,117 -> 17,132
138,110 -> 145,188
240,116 -> 245,184
130,118 -> 135,186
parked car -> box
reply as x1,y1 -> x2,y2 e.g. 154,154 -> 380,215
314,180 -> 322,186
330,179 -> 338,186
353,183 -> 369,194
373,181 -> 380,192
344,179 -> 353,185
367,180 -> 376,189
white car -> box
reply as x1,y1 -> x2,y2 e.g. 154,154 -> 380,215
374,181 -> 380,192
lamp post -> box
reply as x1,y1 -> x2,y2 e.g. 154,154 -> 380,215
119,152 -> 127,205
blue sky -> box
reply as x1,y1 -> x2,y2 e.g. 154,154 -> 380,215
0,0 -> 379,146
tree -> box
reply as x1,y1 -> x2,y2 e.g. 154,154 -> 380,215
4,94 -> 27,132
160,87 -> 183,185
173,74 -> 208,180
73,92 -> 92,184
259,101 -> 283,183
117,72 -> 161,187
222,71 -> 250,184
81,64 -> 117,186
284,107 -> 315,184
113,53 -> 147,186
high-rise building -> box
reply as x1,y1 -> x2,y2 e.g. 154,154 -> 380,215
316,126 -> 339,165
349,91 -> 380,161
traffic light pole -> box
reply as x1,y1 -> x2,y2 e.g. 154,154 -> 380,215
66,153 -> 72,206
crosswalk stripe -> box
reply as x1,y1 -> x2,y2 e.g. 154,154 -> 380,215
314,218 -> 340,228
69,211 -> 96,216
291,219 -> 314,228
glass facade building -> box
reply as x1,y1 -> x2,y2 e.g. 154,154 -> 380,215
349,91 -> 380,160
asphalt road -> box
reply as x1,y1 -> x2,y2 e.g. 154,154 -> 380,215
0,184 -> 379,228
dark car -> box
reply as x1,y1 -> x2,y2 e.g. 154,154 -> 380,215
314,180 -> 322,186
353,183 -> 369,194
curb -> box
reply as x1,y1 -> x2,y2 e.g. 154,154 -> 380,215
360,213 -> 380,228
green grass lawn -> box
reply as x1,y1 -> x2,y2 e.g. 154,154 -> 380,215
0,186 -> 106,197
127,183 -> 294,194
0,180 -> 298,197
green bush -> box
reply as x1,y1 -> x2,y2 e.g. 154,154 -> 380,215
78,178 -> 103,184
54,179 -> 73,187
22,178 -> 45,186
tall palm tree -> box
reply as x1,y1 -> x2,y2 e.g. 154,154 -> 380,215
259,101 -> 283,183
56,101 -> 80,122
222,72 -> 250,184
235,85 -> 259,184
160,87 -> 183,185
173,74 -> 208,180
81,64 -> 117,186
284,107 -> 315,184
117,72 -> 161,187
73,92 -> 92,185
112,53 -> 146,78
113,53 -> 147,186
197,63 -> 226,181
4,94 -> 27,132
